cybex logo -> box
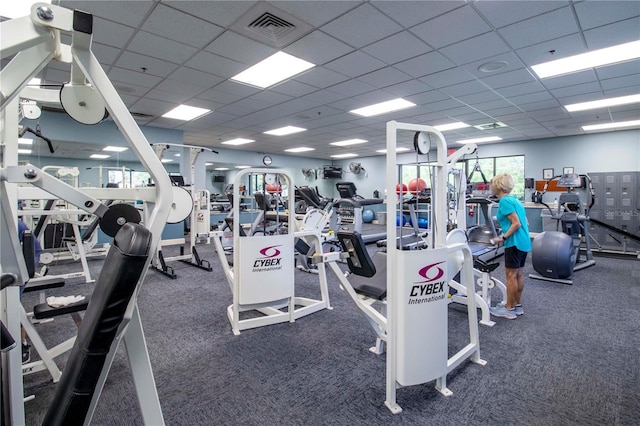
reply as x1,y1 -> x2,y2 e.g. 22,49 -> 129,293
253,245 -> 283,270
416,261 -> 445,283
408,260 -> 446,305
259,245 -> 281,258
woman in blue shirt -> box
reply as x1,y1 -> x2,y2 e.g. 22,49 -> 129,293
488,174 -> 531,320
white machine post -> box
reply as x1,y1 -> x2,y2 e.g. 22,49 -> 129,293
384,121 -> 486,414
1,4 -> 171,424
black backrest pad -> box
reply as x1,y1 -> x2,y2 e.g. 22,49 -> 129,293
42,223 -> 151,426
349,251 -> 387,300
336,231 -> 376,278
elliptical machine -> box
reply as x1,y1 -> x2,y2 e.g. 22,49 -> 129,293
529,173 -> 596,284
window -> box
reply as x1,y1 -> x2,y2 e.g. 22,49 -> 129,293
465,155 -> 525,200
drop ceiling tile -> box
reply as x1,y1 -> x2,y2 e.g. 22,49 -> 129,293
371,1 -> 464,29
405,89 -> 450,105
42,68 -> 70,84
130,97 -> 177,116
205,31 -> 276,65
153,79 -> 209,99
465,97 -> 512,111
128,31 -> 198,65
440,81 -> 490,98
112,81 -> 151,97
424,98 -> 470,112
418,67 -> 473,89
549,82 -> 602,99
520,101 -> 563,114
216,103 -> 257,117
163,1 -> 255,28
168,67 -> 225,89
540,70 -> 598,90
473,1 -> 565,28
185,51 -> 246,78
296,67 -> 350,88
243,90 -> 293,108
462,52 -> 527,79
382,79 -> 433,97
362,31 -> 432,65
515,33 -> 586,67
595,61 -> 640,81
319,3 -> 403,48
60,1 -> 154,28
482,106 -> 523,117
92,43 -> 121,66
411,5 -> 491,49
393,51 -> 456,79
116,51 -> 180,77
324,51 -> 387,78
481,70 -> 538,91
142,4 -> 224,48
510,91 -> 555,106
583,17 -> 640,49
439,32 -> 511,66
285,31 -> 354,65
270,80 -> 318,98
92,17 -> 135,49
601,74 -> 640,92
356,67 -> 413,89
108,67 -> 162,88
498,6 -> 579,49
326,79 -> 378,98
574,1 -> 640,30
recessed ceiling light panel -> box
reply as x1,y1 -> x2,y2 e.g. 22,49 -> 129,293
285,147 -> 315,153
565,94 -> 640,112
330,138 -> 367,147
457,136 -> 502,144
349,98 -> 416,117
582,120 -> 640,131
231,51 -> 315,89
162,105 -> 211,121
264,126 -> 307,136
221,138 -> 255,146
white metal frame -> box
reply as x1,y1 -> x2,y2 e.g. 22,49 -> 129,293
384,121 -> 486,414
1,3 -> 171,424
211,168 -> 331,335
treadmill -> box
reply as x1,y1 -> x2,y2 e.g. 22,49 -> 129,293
334,182 -> 385,244
466,196 -> 504,262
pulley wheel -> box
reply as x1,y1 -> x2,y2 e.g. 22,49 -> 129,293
60,83 -> 109,125
167,186 -> 194,224
100,203 -> 142,237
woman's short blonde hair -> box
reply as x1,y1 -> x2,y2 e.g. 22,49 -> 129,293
491,173 -> 514,194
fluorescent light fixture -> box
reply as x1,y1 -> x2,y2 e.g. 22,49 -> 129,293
221,138 -> 255,146
285,147 -> 315,153
565,94 -> 640,112
531,40 -> 640,79
28,78 -> 41,86
103,146 -> 128,152
18,138 -> 33,145
331,153 -> 358,159
17,149 -> 32,154
457,136 -> 502,144
235,165 -> 251,169
582,120 -> 640,131
162,105 -> 211,121
231,51 -> 315,89
161,159 -> 173,163
376,147 -> 411,153
264,126 -> 307,136
205,162 -> 214,166
349,98 -> 416,117
174,153 -> 181,157
214,167 -> 229,171
90,154 -> 110,159
330,138 -> 367,147
434,122 -> 470,132
0,0 -> 50,18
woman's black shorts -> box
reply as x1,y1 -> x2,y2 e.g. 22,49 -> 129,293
504,246 -> 528,268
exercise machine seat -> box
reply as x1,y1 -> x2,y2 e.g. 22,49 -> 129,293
41,222 -> 152,426
337,231 -> 387,300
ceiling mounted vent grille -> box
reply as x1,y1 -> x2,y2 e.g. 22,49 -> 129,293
474,121 -> 507,130
231,3 -> 312,48
247,13 -> 296,43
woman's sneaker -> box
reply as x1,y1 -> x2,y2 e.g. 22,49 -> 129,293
489,305 -> 517,320
499,302 -> 524,316
22,343 -> 31,364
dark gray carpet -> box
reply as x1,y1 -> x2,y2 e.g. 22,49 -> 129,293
19,242 -> 640,426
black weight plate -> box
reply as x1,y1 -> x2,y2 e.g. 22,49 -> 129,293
100,203 -> 142,237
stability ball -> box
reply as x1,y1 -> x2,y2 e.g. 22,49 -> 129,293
408,178 -> 427,194
396,183 -> 408,195
417,217 -> 429,229
396,215 -> 407,227
362,209 -> 374,223
265,184 -> 281,194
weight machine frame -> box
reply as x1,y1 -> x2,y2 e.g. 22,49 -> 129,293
1,3 -> 172,424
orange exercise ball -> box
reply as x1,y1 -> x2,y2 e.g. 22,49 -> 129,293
396,183 -> 408,195
408,178 -> 427,194
266,184 -> 282,194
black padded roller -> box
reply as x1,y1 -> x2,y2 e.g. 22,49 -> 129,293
41,223 -> 152,426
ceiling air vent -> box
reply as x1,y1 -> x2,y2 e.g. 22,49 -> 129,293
474,121 -> 507,130
231,3 -> 312,48
247,13 -> 296,43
